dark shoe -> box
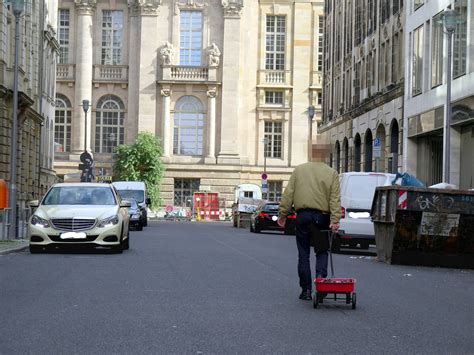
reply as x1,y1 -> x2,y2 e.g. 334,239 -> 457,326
299,290 -> 312,301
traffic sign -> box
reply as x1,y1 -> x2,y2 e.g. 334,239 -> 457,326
261,173 -> 268,180
373,138 -> 382,158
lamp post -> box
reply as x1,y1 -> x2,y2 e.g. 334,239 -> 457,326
308,105 -> 316,162
82,99 -> 90,152
443,9 -> 457,184
8,0 -> 25,240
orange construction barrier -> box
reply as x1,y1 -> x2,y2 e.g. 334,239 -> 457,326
0,179 -> 7,208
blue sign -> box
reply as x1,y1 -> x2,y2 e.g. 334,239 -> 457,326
373,138 -> 381,147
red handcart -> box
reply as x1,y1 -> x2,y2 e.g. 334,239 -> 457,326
313,231 -> 356,309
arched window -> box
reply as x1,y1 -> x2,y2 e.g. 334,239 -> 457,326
354,133 -> 361,172
335,140 -> 341,173
173,96 -> 204,156
95,95 -> 125,153
390,119 -> 399,173
343,137 -> 349,172
54,94 -> 72,152
364,129 -> 373,172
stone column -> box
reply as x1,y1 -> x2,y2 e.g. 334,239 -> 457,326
73,0 -> 95,154
206,87 -> 217,163
218,1 -> 243,164
161,88 -> 171,157
126,1 -> 141,144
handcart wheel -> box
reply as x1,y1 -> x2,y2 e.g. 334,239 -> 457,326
313,293 -> 319,309
351,292 -> 357,309
346,293 -> 351,304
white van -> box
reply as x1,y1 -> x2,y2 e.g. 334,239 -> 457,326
112,181 -> 150,227
336,172 -> 395,250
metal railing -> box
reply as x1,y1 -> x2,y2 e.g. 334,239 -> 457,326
0,208 -> 31,240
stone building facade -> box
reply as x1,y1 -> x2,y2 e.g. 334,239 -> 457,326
0,0 -> 58,205
54,0 -> 324,207
320,0 -> 405,174
404,0 -> 473,189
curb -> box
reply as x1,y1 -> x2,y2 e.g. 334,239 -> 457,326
0,244 -> 29,255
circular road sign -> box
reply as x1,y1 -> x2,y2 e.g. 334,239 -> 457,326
261,173 -> 268,180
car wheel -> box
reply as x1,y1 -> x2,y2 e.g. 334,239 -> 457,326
137,222 -> 143,231
123,235 -> 129,250
360,241 -> 370,250
250,222 -> 255,233
143,216 -> 148,227
254,224 -> 261,233
29,245 -> 43,254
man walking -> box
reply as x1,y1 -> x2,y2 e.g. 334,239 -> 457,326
278,157 -> 341,301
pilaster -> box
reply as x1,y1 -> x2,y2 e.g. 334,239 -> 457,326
205,87 -> 217,164
161,87 -> 172,157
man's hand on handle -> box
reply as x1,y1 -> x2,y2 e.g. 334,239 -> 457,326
277,216 -> 286,228
329,223 -> 340,233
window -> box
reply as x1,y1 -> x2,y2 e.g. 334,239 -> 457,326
354,62 -> 361,105
453,0 -> 467,78
101,10 -> 123,65
355,1 -> 363,45
54,95 -> 72,152
391,33 -> 398,83
412,25 -> 423,96
268,181 -> 282,202
174,179 -> 200,207
173,96 -> 204,156
57,9 -> 70,64
180,11 -> 202,66
265,91 -> 284,105
265,15 -> 286,70
95,95 -> 125,153
431,12 -> 444,87
414,0 -> 423,11
317,16 -> 324,71
317,92 -> 323,106
264,121 -> 283,159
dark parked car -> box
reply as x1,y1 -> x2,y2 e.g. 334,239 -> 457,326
250,202 -> 296,235
128,199 -> 144,231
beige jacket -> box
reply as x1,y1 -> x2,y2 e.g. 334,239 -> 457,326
279,162 -> 341,224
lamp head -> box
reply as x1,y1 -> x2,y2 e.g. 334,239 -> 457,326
11,0 -> 25,16
308,105 -> 316,119
82,99 -> 90,113
443,9 -> 458,33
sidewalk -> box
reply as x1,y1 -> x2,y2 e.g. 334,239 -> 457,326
0,239 -> 29,255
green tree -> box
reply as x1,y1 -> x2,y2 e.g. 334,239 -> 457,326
112,132 -> 165,209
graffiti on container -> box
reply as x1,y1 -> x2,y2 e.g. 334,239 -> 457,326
415,194 -> 454,211
419,212 -> 460,237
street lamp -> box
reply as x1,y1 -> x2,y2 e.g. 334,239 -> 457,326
308,106 -> 316,161
442,9 -> 458,184
82,99 -> 90,152
8,0 -> 25,240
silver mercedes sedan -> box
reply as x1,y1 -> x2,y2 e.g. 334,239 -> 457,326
28,183 -> 130,253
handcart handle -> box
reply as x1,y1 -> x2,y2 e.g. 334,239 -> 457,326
320,229 -> 335,278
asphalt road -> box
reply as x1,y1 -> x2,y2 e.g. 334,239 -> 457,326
1,221 -> 473,354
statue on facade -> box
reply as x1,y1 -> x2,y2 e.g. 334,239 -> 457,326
207,43 -> 221,67
160,41 -> 174,65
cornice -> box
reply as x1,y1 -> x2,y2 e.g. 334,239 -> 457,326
128,0 -> 162,17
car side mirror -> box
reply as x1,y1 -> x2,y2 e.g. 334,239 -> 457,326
120,200 -> 132,208
145,198 -> 151,205
29,200 -> 39,208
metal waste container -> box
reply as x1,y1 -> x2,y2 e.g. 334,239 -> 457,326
371,186 -> 474,269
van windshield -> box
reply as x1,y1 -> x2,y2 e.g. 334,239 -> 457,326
117,189 -> 144,203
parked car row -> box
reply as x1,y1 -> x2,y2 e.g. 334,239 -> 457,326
28,181 -> 150,254
247,172 -> 396,253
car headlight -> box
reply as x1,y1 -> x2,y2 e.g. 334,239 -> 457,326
30,215 -> 50,228
98,215 -> 119,228
131,213 -> 141,219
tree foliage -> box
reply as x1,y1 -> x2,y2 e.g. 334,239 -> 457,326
112,132 -> 165,209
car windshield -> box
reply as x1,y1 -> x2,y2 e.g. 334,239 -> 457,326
117,189 -> 144,203
128,199 -> 138,209
42,186 -> 117,206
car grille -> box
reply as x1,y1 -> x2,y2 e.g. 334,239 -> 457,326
50,218 -> 96,231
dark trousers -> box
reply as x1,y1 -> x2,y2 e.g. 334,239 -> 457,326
295,209 -> 330,291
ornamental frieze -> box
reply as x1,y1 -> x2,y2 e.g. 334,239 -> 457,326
127,0 -> 162,16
